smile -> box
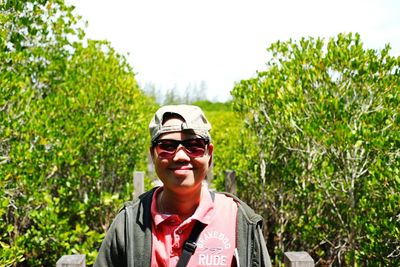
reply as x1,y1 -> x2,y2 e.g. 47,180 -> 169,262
170,166 -> 193,171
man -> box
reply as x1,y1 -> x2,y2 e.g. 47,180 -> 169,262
94,104 -> 271,267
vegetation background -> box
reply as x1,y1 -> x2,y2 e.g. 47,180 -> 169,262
1,0 -> 399,266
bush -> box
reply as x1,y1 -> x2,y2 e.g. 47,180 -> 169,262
232,33 -> 400,265
1,0 -> 157,265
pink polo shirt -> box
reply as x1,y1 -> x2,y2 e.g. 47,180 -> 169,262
150,185 -> 238,267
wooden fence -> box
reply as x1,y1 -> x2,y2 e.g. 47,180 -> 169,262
57,171 -> 314,266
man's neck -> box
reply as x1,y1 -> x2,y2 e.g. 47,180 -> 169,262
158,186 -> 202,220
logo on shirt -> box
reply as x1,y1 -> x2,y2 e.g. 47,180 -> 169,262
196,230 -> 233,266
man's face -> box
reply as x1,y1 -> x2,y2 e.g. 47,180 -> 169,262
151,118 -> 213,195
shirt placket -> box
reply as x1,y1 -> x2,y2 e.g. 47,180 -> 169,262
170,221 -> 191,266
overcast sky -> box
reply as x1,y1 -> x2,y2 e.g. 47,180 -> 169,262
66,0 -> 400,102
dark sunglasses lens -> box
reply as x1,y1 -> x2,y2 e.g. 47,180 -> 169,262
157,140 -> 179,152
183,139 -> 206,157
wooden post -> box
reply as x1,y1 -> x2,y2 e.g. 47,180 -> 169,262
56,254 -> 85,267
133,171 -> 145,199
284,252 -> 314,267
147,152 -> 155,178
225,170 -> 236,194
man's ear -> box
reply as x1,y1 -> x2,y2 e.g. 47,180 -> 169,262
207,143 -> 214,167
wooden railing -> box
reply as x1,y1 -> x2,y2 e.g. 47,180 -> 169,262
57,171 -> 314,266
56,254 -> 85,267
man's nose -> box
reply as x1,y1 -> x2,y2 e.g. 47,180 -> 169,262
173,145 -> 190,161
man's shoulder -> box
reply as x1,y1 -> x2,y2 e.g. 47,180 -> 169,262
123,187 -> 158,208
213,191 -> 242,204
213,191 -> 263,224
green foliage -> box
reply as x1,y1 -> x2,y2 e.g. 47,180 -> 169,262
1,0 -> 157,265
192,100 -> 233,112
198,101 -> 261,202
232,33 -> 400,265
197,102 -> 240,187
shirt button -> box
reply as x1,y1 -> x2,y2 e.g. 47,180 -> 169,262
177,229 -> 183,234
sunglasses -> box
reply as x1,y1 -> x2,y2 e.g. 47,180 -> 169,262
152,138 -> 209,159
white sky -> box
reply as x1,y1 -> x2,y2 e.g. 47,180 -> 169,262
66,0 -> 400,102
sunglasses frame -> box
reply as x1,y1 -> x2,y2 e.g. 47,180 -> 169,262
152,137 -> 210,159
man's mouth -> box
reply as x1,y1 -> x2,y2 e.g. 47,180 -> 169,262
170,166 -> 193,176
170,165 -> 193,171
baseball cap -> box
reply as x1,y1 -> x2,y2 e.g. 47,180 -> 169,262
149,105 -> 212,142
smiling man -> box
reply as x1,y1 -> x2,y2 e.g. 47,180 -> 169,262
94,105 -> 271,267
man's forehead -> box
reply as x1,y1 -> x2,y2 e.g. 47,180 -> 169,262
162,117 -> 185,127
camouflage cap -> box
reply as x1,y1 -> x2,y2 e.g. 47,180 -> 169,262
149,104 -> 212,142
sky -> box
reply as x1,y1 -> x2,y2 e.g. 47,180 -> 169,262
66,0 -> 400,102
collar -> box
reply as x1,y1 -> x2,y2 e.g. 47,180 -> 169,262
151,185 -> 215,228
